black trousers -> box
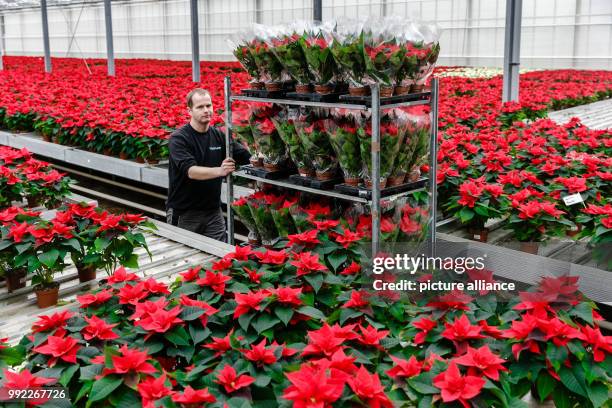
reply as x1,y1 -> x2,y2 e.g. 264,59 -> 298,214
166,208 -> 227,242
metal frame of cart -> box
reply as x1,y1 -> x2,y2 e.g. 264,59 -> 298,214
223,76 -> 439,256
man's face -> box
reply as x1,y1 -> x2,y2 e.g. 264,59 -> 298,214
188,93 -> 213,126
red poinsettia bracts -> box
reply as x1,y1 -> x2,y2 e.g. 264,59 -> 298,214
214,365 -> 255,393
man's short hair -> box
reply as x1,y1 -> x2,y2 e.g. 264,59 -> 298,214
186,88 -> 211,108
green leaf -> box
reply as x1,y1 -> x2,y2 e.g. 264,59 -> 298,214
251,314 -> 280,334
254,373 -> 271,387
296,305 -> 326,320
165,326 -> 190,346
38,249 -> 60,268
408,378 -> 440,394
121,253 -> 139,269
586,382 -> 609,408
536,372 -> 556,402
89,375 -> 123,402
339,308 -> 363,325
558,367 -> 587,397
59,364 -> 79,387
327,252 -> 347,272
274,306 -> 294,326
303,273 -> 323,293
64,238 -> 81,252
238,312 -> 255,332
180,306 -> 206,321
552,386 -> 572,408
188,325 -> 210,345
459,207 -> 475,223
80,364 -> 103,381
114,390 -> 141,408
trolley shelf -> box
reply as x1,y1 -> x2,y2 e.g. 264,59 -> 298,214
230,94 -> 431,110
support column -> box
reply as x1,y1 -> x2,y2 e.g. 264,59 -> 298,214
502,0 -> 522,102
313,0 -> 322,21
0,14 -> 5,70
41,0 -> 52,73
190,0 -> 200,82
104,0 -> 115,76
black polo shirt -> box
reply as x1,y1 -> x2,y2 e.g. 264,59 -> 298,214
166,124 -> 251,212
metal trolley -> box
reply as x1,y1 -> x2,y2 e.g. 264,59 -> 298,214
223,76 -> 439,256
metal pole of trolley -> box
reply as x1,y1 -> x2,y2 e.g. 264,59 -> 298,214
41,0 -> 52,73
313,0 -> 322,21
371,84 -> 381,257
0,14 -> 4,71
429,78 -> 439,257
104,0 -> 115,77
224,76 -> 235,245
190,0 -> 201,83
502,0 -> 522,102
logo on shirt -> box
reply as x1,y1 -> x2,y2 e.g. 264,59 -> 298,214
209,146 -> 222,151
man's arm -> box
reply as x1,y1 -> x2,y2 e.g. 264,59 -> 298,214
170,133 -> 230,181
187,159 -> 234,180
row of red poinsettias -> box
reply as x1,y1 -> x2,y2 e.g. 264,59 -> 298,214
0,146 -> 71,209
0,202 -> 155,307
0,226 -> 609,407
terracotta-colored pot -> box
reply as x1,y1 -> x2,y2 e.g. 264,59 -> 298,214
380,86 -> 394,97
250,81 -> 265,90
264,162 -> 281,172
365,178 -> 388,189
35,285 -> 60,308
250,157 -> 263,168
265,82 -> 282,92
147,159 -> 159,165
520,242 -> 540,255
343,177 -> 360,186
406,168 -> 421,183
386,175 -> 406,187
295,84 -> 313,94
135,157 -> 145,164
315,169 -> 336,181
77,264 -> 97,283
348,86 -> 370,96
119,152 -> 129,160
314,84 -> 333,95
566,224 -> 582,237
411,84 -> 425,92
394,85 -> 411,95
41,134 -> 52,142
468,228 -> 489,243
6,269 -> 27,293
298,167 -> 315,178
103,148 -> 112,156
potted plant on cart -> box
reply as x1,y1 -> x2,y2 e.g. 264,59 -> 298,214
8,219 -> 78,307
299,23 -> 339,94
0,207 -> 41,292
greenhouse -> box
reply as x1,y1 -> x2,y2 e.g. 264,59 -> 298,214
0,0 -> 610,407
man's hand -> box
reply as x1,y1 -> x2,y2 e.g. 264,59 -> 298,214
218,157 -> 236,177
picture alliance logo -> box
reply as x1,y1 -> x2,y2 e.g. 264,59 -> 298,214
372,254 -> 487,275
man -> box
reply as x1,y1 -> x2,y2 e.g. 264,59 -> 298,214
166,88 -> 251,242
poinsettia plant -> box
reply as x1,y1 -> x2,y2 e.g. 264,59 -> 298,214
232,196 -> 261,244
358,112 -> 404,187
54,202 -> 155,276
504,197 -> 573,242
269,29 -> 313,86
326,111 -> 363,185
248,194 -> 279,247
299,25 -> 339,86
250,106 -> 287,169
330,28 -> 370,88
295,113 -> 338,180
271,108 -> 314,177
